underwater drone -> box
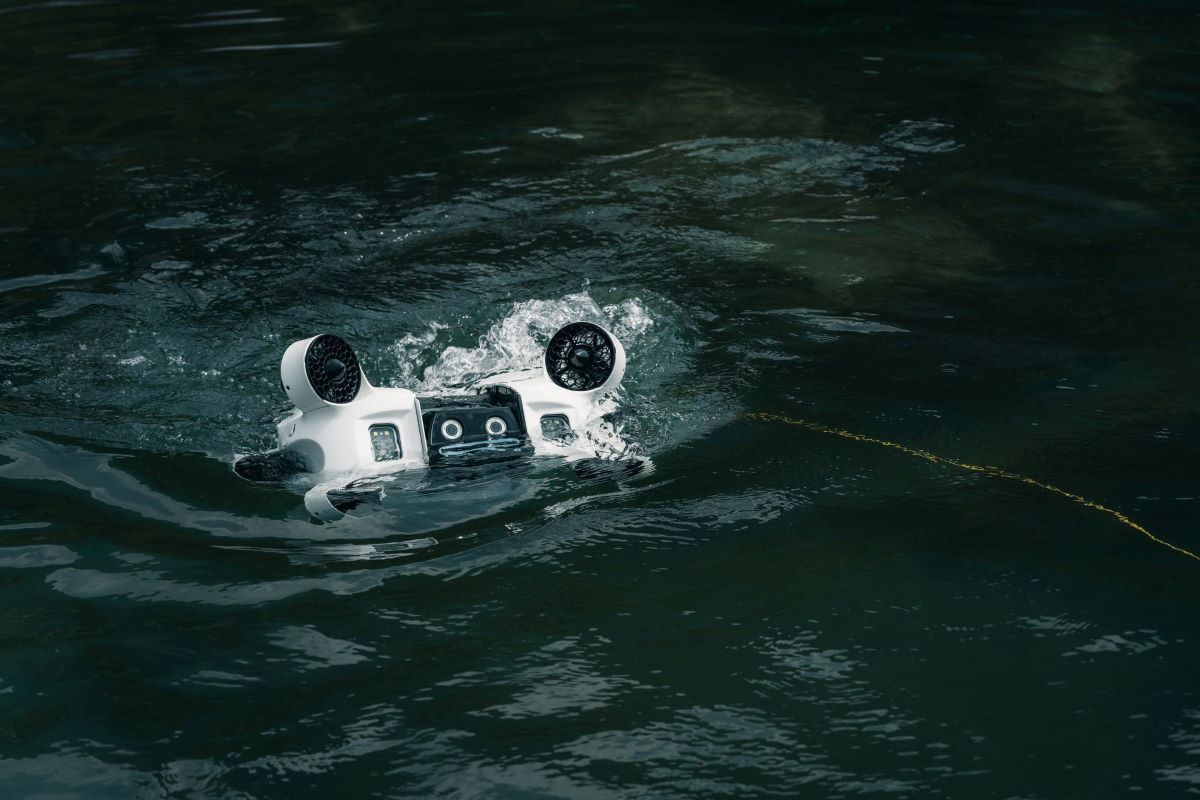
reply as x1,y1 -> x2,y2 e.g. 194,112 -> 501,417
234,321 -> 628,488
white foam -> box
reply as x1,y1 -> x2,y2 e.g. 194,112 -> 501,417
408,292 -> 653,393
390,292 -> 655,459
386,322 -> 447,387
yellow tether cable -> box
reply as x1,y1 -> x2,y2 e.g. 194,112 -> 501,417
745,412 -> 1200,563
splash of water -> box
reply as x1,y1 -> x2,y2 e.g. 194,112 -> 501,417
394,292 -> 653,392
388,292 -> 655,460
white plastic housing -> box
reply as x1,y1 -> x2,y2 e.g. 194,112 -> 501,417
272,321 -> 625,477
581,327 -> 625,393
276,381 -> 430,474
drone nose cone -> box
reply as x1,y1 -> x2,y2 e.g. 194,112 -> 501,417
325,357 -> 347,384
569,346 -> 592,370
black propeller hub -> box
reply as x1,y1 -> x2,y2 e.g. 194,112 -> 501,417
325,357 -> 347,384
569,346 -> 592,370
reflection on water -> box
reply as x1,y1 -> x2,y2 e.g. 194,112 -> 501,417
2,0 -> 1200,796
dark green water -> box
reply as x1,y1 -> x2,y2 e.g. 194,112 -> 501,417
3,0 -> 1200,796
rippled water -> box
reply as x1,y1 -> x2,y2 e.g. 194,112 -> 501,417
3,1 -> 1200,796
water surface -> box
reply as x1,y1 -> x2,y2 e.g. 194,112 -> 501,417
2,1 -> 1200,797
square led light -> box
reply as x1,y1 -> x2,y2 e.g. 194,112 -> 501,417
539,414 -> 574,443
369,424 -> 401,461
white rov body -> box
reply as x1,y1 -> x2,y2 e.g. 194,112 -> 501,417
268,322 -> 626,477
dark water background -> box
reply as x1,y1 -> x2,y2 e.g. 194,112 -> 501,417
3,0 -> 1200,796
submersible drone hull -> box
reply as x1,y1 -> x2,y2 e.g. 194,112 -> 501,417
235,321 -> 627,483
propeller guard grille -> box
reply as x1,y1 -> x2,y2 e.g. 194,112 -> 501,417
305,334 -> 361,404
545,322 -> 617,391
